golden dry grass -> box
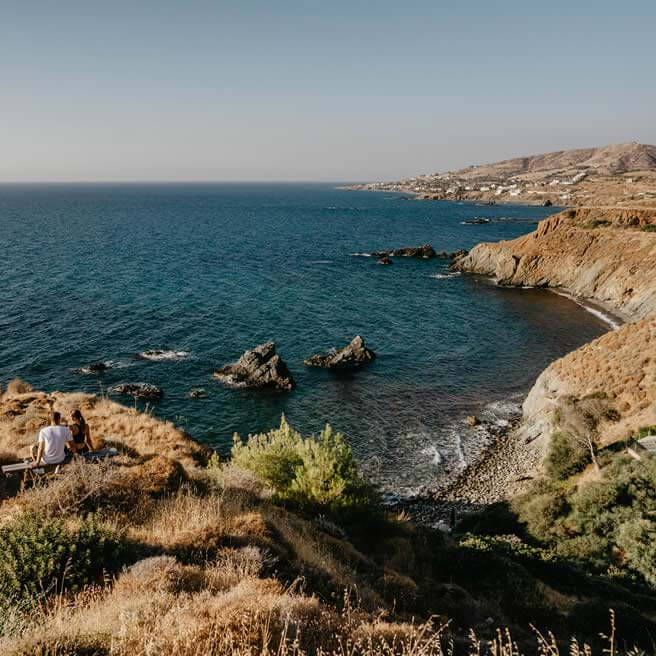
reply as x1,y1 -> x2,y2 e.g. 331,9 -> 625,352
0,385 -> 211,472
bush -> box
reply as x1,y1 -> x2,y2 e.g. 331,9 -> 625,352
0,513 -> 130,603
231,417 -> 374,514
545,431 -> 589,480
586,219 -> 611,229
514,452 -> 656,587
641,224 -> 656,232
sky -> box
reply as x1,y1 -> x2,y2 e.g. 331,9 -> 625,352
1,0 -> 655,182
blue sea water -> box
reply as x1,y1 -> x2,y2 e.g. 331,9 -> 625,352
0,183 -> 608,495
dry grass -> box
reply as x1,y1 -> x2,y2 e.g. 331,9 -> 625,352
0,388 -> 651,656
0,387 -> 211,472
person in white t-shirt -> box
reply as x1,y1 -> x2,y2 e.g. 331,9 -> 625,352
31,410 -> 74,467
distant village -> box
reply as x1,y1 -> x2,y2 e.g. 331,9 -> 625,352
345,166 -> 656,207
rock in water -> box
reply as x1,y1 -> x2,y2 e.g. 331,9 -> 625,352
214,342 -> 295,391
72,361 -> 109,375
110,383 -> 164,401
372,244 -> 437,259
304,335 -> 376,371
377,256 -> 393,265
465,415 -> 480,427
186,388 -> 208,399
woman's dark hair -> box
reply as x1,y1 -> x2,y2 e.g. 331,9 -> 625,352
71,409 -> 83,421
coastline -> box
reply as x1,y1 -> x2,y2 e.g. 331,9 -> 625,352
417,205 -> 656,526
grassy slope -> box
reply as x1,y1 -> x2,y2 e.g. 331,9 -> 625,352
1,387 -> 655,655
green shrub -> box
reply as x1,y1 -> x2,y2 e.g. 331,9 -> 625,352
0,513 -> 129,603
586,219 -> 611,229
641,224 -> 656,232
514,452 -> 656,587
545,431 -> 589,480
231,417 -> 374,514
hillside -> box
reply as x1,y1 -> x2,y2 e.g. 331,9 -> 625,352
449,207 -> 656,499
345,143 -> 656,207
455,143 -> 656,181
1,384 -> 656,654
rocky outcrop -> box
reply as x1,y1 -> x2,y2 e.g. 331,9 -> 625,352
304,336 -> 376,371
214,342 -> 295,391
73,362 -> 109,375
451,208 -> 656,321
520,316 -> 656,451
186,388 -> 208,399
453,207 -> 656,473
372,244 -> 437,259
110,383 -> 164,401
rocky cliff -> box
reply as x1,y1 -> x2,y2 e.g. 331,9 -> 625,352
453,207 -> 656,463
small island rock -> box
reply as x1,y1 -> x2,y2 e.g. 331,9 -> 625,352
214,342 -> 295,391
186,388 -> 208,399
377,256 -> 393,265
372,244 -> 437,259
304,335 -> 376,371
110,383 -> 164,401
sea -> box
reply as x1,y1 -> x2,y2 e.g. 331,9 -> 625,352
0,183 -> 609,496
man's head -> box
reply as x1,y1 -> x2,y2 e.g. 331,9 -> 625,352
52,411 -> 61,425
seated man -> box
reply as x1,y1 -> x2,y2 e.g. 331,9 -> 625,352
31,410 -> 74,467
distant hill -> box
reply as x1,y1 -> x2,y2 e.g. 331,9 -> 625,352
345,142 -> 656,207
457,142 -> 656,181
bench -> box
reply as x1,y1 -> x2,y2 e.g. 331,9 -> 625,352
2,448 -> 119,489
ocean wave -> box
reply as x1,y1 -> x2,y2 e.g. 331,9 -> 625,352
429,272 -> 461,280
420,444 -> 443,467
351,252 -> 373,257
552,291 -> 622,330
136,350 -> 190,361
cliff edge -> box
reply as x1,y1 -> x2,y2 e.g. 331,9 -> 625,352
452,207 -> 656,469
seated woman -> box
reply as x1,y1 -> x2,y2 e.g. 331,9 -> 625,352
68,409 -> 94,455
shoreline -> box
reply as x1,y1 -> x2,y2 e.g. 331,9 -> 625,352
396,282 -> 630,527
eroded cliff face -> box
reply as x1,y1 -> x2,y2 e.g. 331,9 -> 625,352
453,207 -> 656,460
453,207 -> 656,321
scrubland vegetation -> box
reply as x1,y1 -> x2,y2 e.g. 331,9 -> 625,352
1,385 -> 655,654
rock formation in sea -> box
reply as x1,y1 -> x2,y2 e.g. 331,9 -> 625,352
214,342 -> 295,391
186,388 -> 208,399
73,362 -> 108,374
304,335 -> 376,371
371,244 -> 437,259
110,383 -> 164,401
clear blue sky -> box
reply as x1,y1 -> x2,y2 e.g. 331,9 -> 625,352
1,0 -> 655,182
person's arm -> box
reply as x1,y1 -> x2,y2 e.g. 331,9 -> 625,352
69,424 -> 80,453
65,427 -> 75,456
32,440 -> 45,467
85,424 -> 94,451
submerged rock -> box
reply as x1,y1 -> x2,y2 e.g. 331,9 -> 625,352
371,244 -> 437,259
377,256 -> 393,265
214,342 -> 295,391
304,335 -> 376,371
110,383 -> 164,401
186,388 -> 208,399
74,361 -> 109,375
462,218 -> 491,225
